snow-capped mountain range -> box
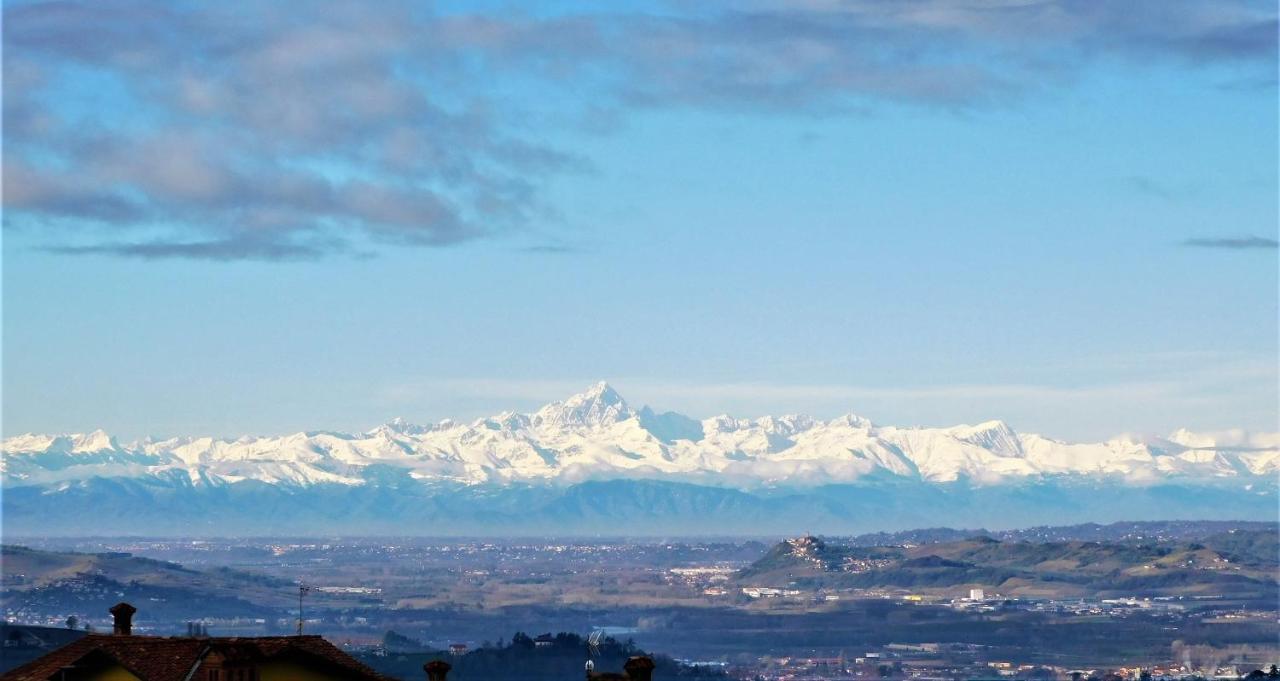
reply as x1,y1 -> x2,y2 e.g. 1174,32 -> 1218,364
5,382 -> 1277,490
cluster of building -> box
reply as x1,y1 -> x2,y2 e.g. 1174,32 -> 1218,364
841,557 -> 896,573
741,587 -> 804,599
666,566 -> 737,597
723,645 -> 1279,681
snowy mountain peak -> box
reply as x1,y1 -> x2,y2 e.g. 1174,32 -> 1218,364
370,417 -> 431,437
12,429 -> 121,454
950,420 -> 1021,457
73,429 -> 118,452
3,385 -> 1277,492
951,419 -> 1017,441
532,381 -> 633,429
829,414 -> 874,429
579,381 -> 624,404
755,414 -> 821,436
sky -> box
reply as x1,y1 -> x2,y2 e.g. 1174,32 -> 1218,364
2,0 -> 1277,443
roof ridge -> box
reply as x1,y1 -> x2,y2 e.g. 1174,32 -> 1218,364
0,634 -> 392,681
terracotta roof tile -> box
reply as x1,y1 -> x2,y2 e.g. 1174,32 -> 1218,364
0,634 -> 392,681
1,635 -> 206,681
213,635 -> 393,679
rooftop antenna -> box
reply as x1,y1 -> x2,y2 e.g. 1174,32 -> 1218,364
586,629 -> 603,673
296,585 -> 311,636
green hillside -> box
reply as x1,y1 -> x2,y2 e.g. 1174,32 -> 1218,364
737,530 -> 1279,599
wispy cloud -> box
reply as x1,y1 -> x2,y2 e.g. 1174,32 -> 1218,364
376,371 -> 1239,419
516,244 -> 584,255
1121,175 -> 1191,200
4,0 -> 1275,260
3,1 -> 577,261
375,350 -> 1279,439
41,238 -> 334,262
1182,236 -> 1279,249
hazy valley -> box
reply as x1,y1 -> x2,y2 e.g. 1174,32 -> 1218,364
3,521 -> 1276,678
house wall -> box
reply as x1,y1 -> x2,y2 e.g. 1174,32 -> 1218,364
70,665 -> 142,681
259,660 -> 351,681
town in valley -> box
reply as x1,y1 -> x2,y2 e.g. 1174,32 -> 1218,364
3,521 -> 1276,681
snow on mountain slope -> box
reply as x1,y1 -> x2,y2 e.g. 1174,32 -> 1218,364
3,382 -> 1277,489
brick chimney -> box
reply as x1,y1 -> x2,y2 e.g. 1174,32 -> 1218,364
109,602 -> 136,636
624,656 -> 655,681
424,659 -> 451,681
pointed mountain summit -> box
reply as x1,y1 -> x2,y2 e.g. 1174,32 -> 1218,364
951,420 -> 1022,457
72,429 -> 120,452
369,417 -> 432,437
829,414 -> 874,429
30,430 -> 122,454
532,381 -> 634,429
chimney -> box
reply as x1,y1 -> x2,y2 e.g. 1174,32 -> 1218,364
109,602 -> 136,636
624,656 -> 655,681
424,659 -> 451,681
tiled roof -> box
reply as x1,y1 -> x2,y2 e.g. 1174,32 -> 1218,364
0,634 -> 392,681
1,635 -> 207,681
221,635 -> 394,679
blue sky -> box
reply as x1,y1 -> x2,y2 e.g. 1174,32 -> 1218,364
3,0 -> 1277,441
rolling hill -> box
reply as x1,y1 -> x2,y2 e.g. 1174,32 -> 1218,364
737,529 -> 1280,600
